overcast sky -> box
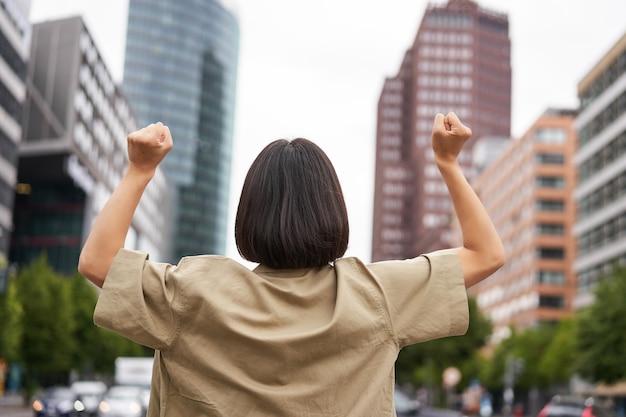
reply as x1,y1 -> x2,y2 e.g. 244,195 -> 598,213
30,0 -> 626,263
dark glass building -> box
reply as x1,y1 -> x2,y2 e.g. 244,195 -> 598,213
123,0 -> 240,261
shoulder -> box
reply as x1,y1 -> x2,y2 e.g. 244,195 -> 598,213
173,254 -> 254,277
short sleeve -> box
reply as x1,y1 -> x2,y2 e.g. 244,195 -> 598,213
368,248 -> 468,347
94,248 -> 179,350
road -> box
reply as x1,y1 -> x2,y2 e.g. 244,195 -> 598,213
0,406 -> 30,417
421,406 -> 466,417
0,403 -> 466,417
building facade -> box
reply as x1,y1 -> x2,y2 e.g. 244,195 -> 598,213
469,109 -> 578,343
0,0 -> 30,282
123,0 -> 239,261
11,16 -> 171,274
371,0 -> 511,261
573,31 -> 626,309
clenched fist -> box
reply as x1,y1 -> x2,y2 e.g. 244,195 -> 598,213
431,112 -> 472,164
127,122 -> 173,173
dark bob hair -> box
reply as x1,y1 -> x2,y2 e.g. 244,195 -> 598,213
235,138 -> 349,269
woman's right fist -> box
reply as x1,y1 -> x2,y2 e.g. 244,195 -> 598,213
127,122 -> 173,173
431,112 -> 472,164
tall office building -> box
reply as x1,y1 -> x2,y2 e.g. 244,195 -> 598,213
573,31 -> 626,309
123,0 -> 239,261
372,0 -> 511,261
468,109 -> 578,344
0,0 -> 30,285
11,16 -> 171,274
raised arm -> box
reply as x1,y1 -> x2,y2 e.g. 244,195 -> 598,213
431,112 -> 505,288
78,122 -> 173,288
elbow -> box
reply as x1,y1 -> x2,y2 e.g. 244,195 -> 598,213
488,243 -> 506,275
488,241 -> 506,272
78,253 -> 105,288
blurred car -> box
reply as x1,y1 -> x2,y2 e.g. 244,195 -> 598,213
97,385 -> 147,417
395,387 -> 421,416
537,395 -> 616,417
32,386 -> 86,417
71,381 -> 107,417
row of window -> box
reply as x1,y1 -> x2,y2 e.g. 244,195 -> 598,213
579,48 -> 626,110
579,89 -> 626,147
535,152 -> 565,164
9,244 -> 81,276
425,13 -> 473,28
578,129 -> 626,183
536,247 -> 564,259
0,78 -> 21,123
577,255 -> 624,292
535,176 -> 565,189
0,176 -> 14,208
417,90 -> 472,104
417,75 -> 473,89
0,24 -> 27,79
535,199 -> 564,212
418,60 -> 473,74
0,127 -> 17,166
534,127 -> 568,144
578,212 -> 626,255
578,171 -> 626,218
419,31 -> 473,45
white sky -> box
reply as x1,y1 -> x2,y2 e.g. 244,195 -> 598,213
30,0 -> 626,263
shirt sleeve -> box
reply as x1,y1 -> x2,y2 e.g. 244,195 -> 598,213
367,248 -> 469,347
93,248 -> 180,350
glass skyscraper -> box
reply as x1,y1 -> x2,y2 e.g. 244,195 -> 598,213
123,0 -> 239,261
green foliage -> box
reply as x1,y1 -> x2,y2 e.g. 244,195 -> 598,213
481,320 -> 577,391
538,318 -> 576,384
576,264 -> 626,384
480,328 -> 515,390
16,254 -> 77,380
0,272 -> 23,361
3,254 -> 152,389
396,297 -> 492,389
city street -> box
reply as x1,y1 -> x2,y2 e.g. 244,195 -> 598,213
0,406 -> 29,417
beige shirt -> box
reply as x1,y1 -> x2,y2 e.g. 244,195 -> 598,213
94,248 -> 468,417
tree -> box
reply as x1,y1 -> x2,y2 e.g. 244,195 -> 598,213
576,264 -> 626,383
396,297 -> 492,389
15,254 -> 77,386
0,271 -> 23,362
538,318 -> 577,385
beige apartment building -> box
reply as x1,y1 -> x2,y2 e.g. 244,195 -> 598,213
468,109 -> 578,343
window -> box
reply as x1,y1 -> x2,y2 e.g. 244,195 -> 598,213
536,247 -> 564,259
535,153 -> 564,164
537,270 -> 565,285
534,128 -> 566,144
539,295 -> 565,309
535,176 -> 565,189
535,200 -> 564,212
535,223 -> 564,235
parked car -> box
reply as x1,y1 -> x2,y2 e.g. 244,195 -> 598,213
71,381 -> 108,417
32,386 -> 86,417
537,395 -> 616,417
395,387 -> 421,416
97,385 -> 146,417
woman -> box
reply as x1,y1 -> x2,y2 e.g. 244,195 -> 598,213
78,112 -> 505,416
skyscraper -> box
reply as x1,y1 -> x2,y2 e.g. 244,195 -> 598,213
372,0 -> 511,261
0,0 -> 30,286
12,16 -> 171,274
573,30 -> 626,309
123,0 -> 240,261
